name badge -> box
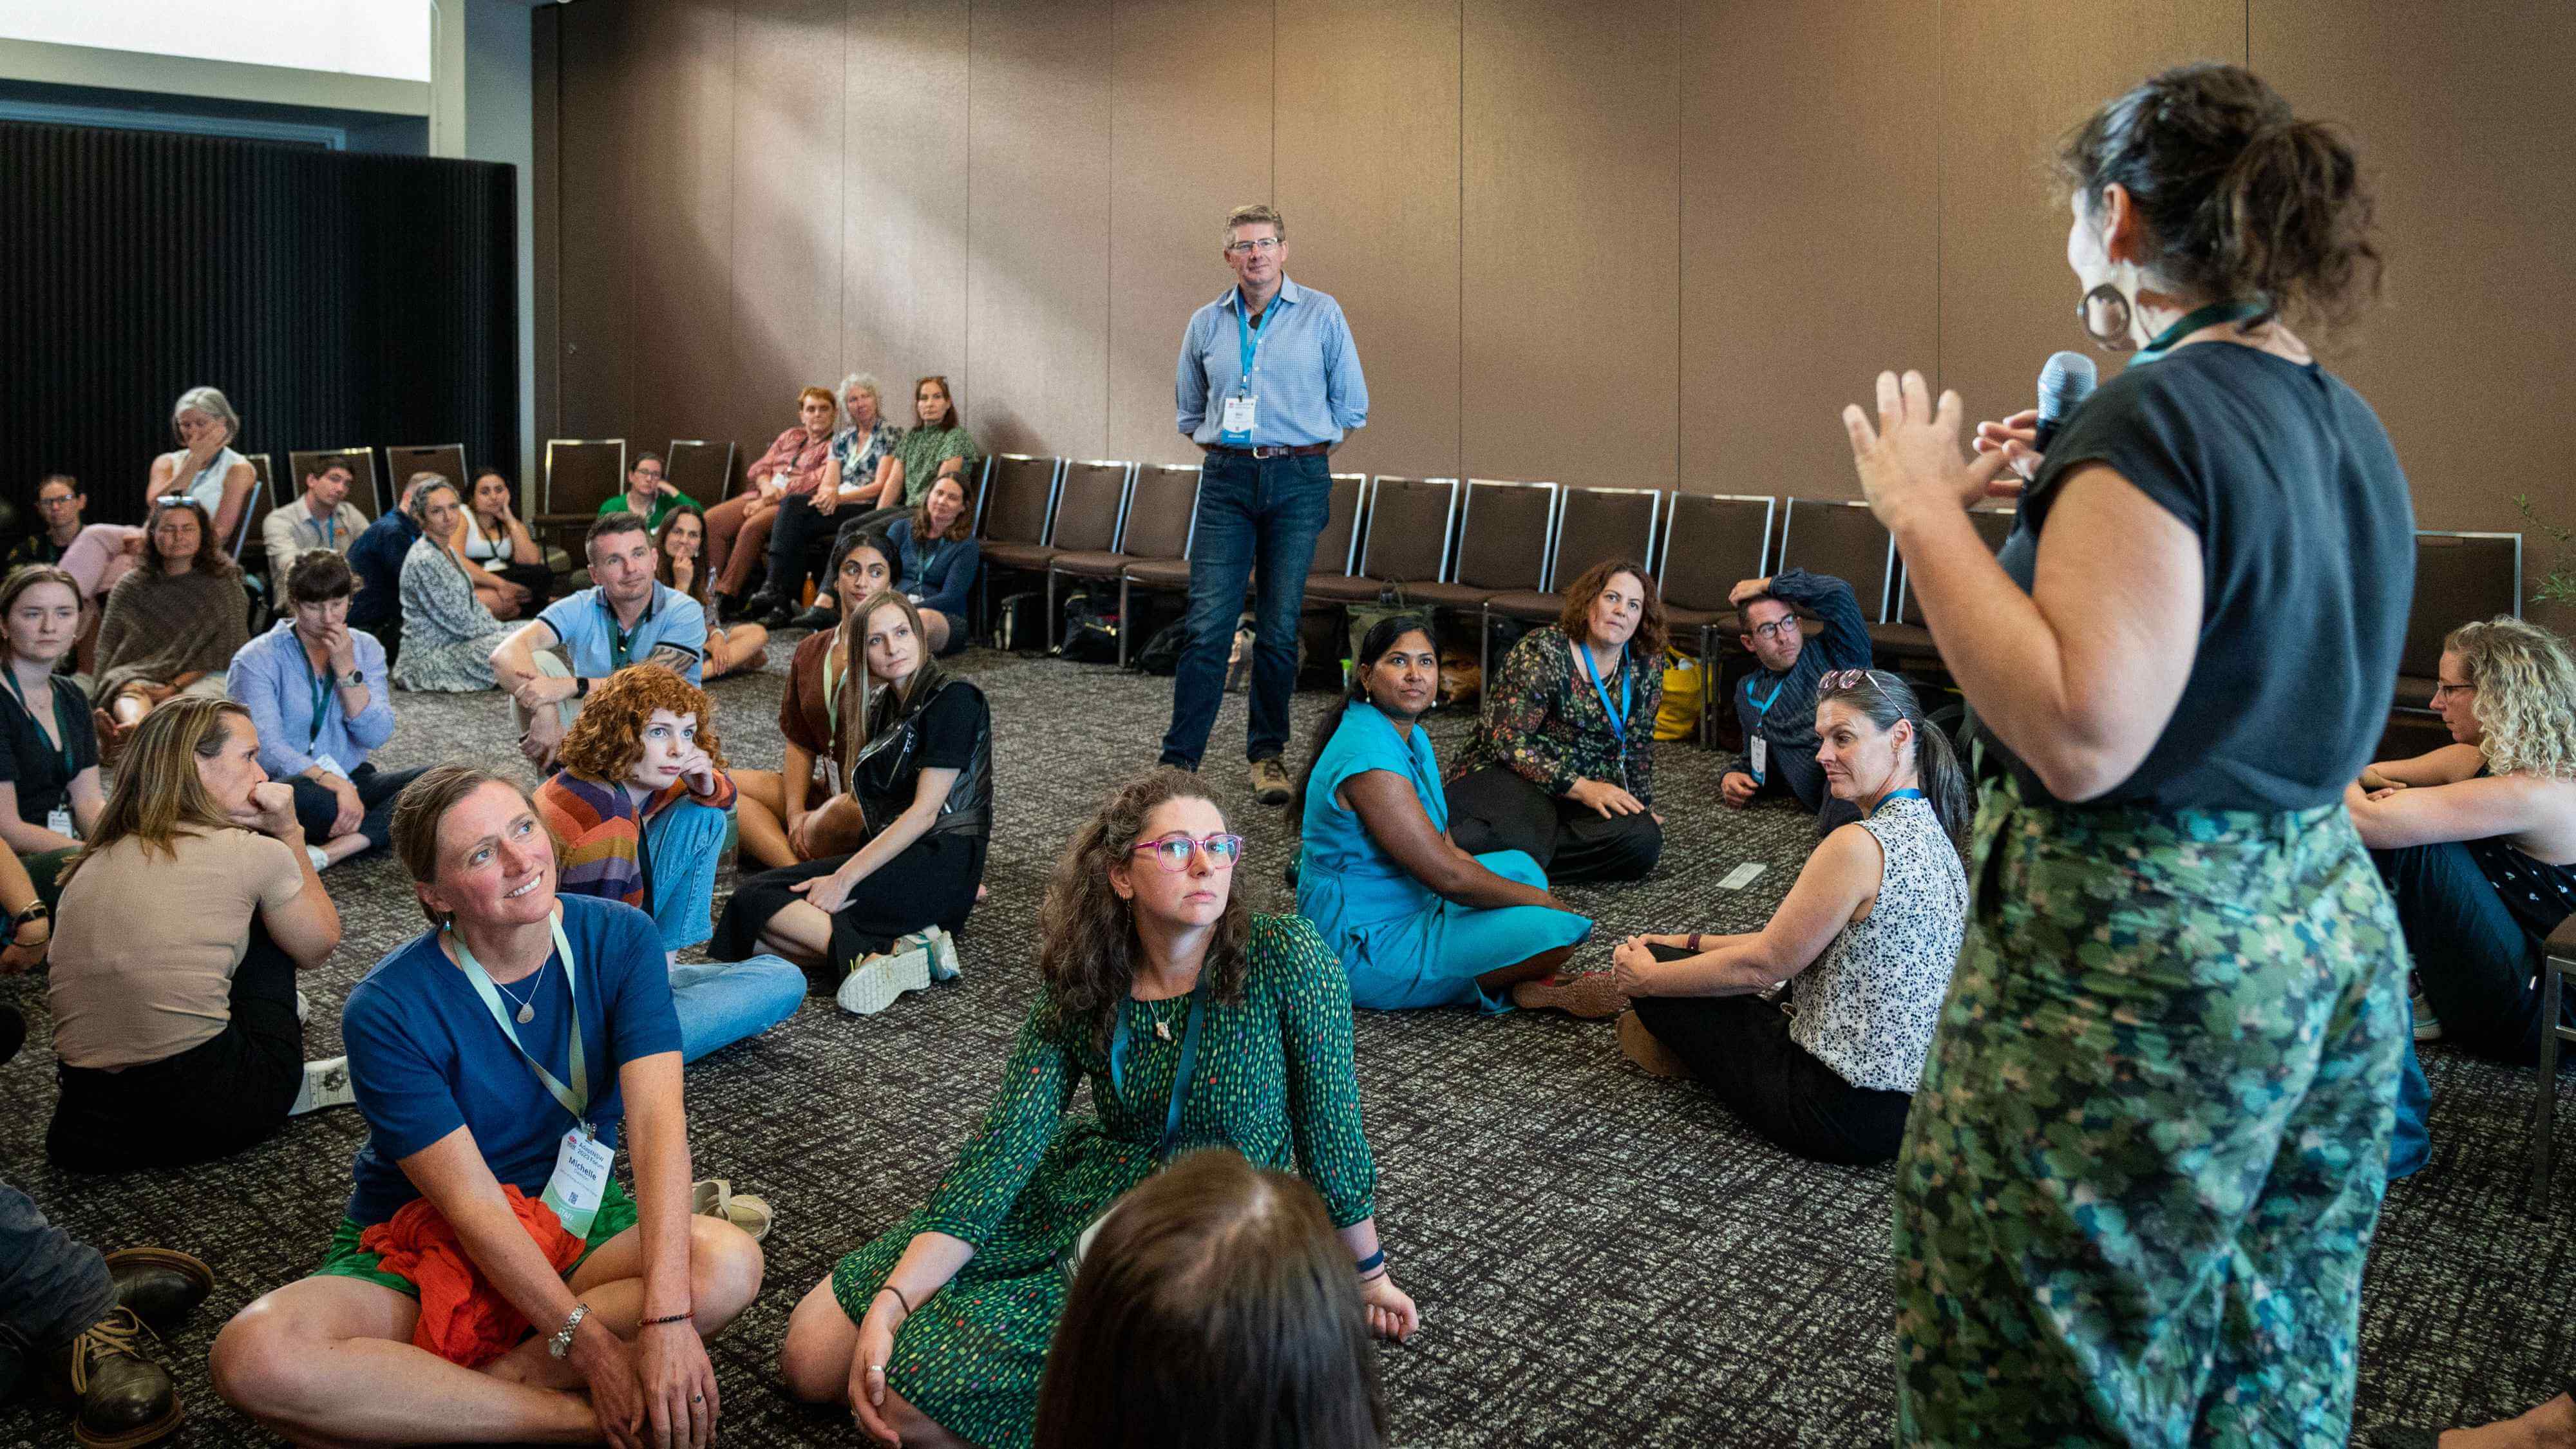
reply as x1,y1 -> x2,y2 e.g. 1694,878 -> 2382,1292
1749,735 -> 1768,784
543,1126 -> 615,1239
1219,394 -> 1257,446
46,806 -> 74,838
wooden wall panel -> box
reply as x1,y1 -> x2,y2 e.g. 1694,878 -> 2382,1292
1935,0 -> 2244,428
2253,0 -> 2576,567
1461,0 -> 1680,489
728,0 -> 848,457
1680,0 -> 1939,498
550,0 -> 639,446
841,0 -> 971,435
1274,0 -> 1462,481
965,0 -> 1112,459
1105,0 -> 1272,467
531,3 -> 558,455
627,0 -> 737,462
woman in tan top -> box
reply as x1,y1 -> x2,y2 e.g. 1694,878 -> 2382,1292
45,697 -> 344,1173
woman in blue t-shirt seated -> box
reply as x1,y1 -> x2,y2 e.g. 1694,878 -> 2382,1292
211,764 -> 764,1448
1294,614 -> 1596,1015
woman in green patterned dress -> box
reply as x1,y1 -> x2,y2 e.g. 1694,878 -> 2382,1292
778,768 -> 1419,1448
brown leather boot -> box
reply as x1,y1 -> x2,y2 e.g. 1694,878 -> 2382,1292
47,1307 -> 181,1448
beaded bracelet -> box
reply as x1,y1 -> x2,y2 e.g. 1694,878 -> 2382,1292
641,1311 -> 694,1329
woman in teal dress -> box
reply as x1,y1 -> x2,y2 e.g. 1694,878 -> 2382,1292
778,768 -> 1419,1449
1296,615 -> 1600,1014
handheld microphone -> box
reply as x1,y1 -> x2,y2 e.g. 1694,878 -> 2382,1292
2034,351 -> 2097,455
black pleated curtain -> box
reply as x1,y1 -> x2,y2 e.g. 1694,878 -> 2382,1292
0,120 -> 518,525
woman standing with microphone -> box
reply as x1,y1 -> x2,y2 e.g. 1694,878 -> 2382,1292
1842,64 -> 2414,1444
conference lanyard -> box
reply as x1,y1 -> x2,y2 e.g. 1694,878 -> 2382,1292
2130,299 -> 2271,366
1869,786 -> 1927,819
1578,643 -> 1630,743
1747,674 -> 1788,718
604,592 -> 652,673
1110,989 -> 1208,1164
316,512 -> 339,551
1233,294 -> 1270,386
451,913 -> 590,1122
0,667 -> 75,777
298,641 -> 334,746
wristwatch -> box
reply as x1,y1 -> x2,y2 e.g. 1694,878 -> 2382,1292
14,901 -> 49,931
548,1302 -> 589,1359
339,668 -> 365,687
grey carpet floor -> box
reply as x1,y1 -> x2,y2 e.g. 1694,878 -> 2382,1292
3,639 -> 2571,1447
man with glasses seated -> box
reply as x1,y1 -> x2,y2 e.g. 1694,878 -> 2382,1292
1720,569 -> 1874,834
10,475 -> 87,571
598,453 -> 699,533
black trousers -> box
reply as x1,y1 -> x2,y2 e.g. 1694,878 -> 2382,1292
1444,764 -> 1662,883
489,559 -> 555,611
2372,840 -> 2569,1063
763,494 -> 849,606
1630,944 -> 1912,1166
48,922 -> 304,1173
714,831 -> 986,972
287,762 -> 427,850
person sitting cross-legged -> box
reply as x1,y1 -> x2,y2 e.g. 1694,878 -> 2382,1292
733,531 -> 898,871
712,591 -> 987,1016
228,549 -> 428,869
775,768 -> 1416,1449
1444,559 -> 1666,884
90,497 -> 249,754
390,478 -> 518,694
1294,613 -> 1598,1016
44,697 -> 348,1173
1613,669 -> 1969,1166
211,764 -> 764,1448
493,511 -> 709,770
535,665 -> 805,1063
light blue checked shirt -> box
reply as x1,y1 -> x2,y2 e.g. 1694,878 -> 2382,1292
1175,277 -> 1369,448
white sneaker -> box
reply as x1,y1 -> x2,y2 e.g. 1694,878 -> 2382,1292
306,844 -> 331,874
296,990 -> 310,1025
290,1056 -> 357,1115
914,927 -> 962,983
2411,987 -> 2443,1041
837,943 -> 932,1016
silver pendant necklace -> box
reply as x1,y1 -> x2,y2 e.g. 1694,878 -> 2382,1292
495,958 -> 547,1023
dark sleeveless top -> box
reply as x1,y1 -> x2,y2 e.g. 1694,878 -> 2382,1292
2467,769 -> 2576,943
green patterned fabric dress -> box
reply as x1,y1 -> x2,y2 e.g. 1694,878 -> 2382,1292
829,914 -> 1378,1448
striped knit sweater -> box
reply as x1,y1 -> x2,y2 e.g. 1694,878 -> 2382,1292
535,768 -> 737,912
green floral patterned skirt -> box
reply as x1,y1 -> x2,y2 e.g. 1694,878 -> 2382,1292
1894,776 -> 2408,1447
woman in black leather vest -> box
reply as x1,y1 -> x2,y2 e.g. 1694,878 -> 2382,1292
712,591 -> 991,998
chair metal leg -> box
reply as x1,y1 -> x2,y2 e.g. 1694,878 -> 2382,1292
2535,959 -> 2564,1211
1698,625 -> 1714,746
1046,571 -> 1058,654
1479,608 -> 1492,697
1117,578 -> 1131,668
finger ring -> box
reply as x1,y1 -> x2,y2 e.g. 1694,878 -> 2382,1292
867,1363 -> 886,1376
692,1394 -> 705,1403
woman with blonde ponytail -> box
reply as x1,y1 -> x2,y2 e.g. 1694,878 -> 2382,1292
1607,669 -> 1967,1166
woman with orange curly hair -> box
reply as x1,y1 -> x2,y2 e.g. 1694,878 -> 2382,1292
532,664 -> 803,1062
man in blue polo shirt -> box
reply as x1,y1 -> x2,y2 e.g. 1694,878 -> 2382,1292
490,513 -> 706,768
1162,202 -> 1368,806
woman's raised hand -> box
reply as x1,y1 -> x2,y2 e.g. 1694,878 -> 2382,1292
1842,370 -> 2015,528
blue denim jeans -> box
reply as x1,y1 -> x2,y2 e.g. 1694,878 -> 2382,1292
641,799 -> 805,1062
0,1177 -> 115,1399
1159,451 -> 1332,768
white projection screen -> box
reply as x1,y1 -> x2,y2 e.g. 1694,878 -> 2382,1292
1,1 -> 431,83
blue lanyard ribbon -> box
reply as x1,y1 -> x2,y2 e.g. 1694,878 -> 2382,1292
1868,786 -> 1927,819
1109,989 -> 1208,1163
1577,643 -> 1630,742
317,512 -> 338,550
0,667 -> 75,777
450,913 -> 589,1122
298,640 -> 334,747
1233,292 -> 1269,385
1747,674 -> 1788,717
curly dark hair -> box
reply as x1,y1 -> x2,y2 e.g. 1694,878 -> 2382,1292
1555,556 -> 1665,659
1040,768 -> 1251,1050
142,497 -> 238,578
553,663 -> 730,782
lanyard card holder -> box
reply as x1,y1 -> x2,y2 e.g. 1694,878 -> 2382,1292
1056,992 -> 1206,1287
545,1125 -> 614,1238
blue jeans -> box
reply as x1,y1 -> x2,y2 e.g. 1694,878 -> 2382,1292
644,800 -> 805,1062
1159,451 -> 1332,768
0,1177 -> 115,1399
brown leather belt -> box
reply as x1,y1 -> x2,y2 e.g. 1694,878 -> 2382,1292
1209,443 -> 1329,459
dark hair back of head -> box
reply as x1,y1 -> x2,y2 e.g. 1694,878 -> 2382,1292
1293,613 -> 1436,821
1814,670 -> 1971,849
285,549 -> 356,604
2059,62 -> 2379,333
1034,1149 -> 1387,1449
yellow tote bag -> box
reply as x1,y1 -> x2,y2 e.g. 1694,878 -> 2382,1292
1654,649 -> 1703,741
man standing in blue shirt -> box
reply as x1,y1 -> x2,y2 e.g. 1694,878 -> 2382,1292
1163,203 -> 1368,804
1723,571 -> 1875,833
489,513 -> 707,768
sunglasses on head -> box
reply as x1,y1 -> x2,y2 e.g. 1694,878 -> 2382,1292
1819,669 -> 1882,692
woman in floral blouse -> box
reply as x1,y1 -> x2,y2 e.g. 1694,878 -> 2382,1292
1446,558 -> 1666,883
775,768 -> 1416,1449
707,385 -> 836,620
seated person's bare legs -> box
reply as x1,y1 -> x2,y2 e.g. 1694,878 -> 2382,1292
703,623 -> 768,680
734,770 -> 795,869
918,612 -> 951,655
2443,1393 -> 2576,1449
213,1215 -> 762,1448
778,1278 -> 973,1449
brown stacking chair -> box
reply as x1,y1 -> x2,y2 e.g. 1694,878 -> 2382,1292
1400,478 -> 1557,639
1657,493 -> 1776,744
536,439 -> 627,553
1482,484 -> 1662,680
1337,477 -> 1460,609
290,448 -> 385,522
238,453 -> 276,559
1774,498 -> 1897,629
1296,473 -> 1375,606
1875,507 -> 2016,663
1033,462 -> 1137,650
2533,919 -> 2576,1209
1056,464 -> 1204,665
2394,531 -> 2523,710
975,455 -> 1063,630
384,444 -> 468,507
665,439 -> 737,506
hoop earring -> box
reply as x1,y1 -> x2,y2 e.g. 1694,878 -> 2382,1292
2080,283 -> 2137,352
